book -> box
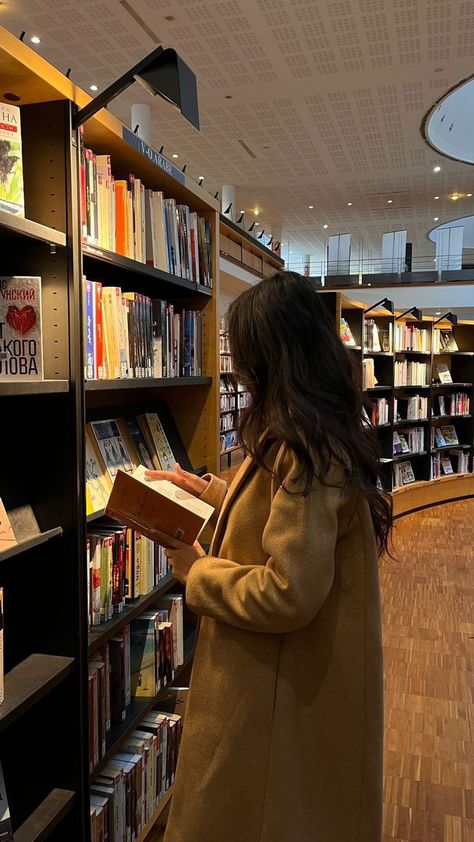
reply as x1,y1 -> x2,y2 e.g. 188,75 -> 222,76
436,362 -> 452,383
0,500 -> 16,553
0,102 -> 24,217
106,464 -> 214,545
142,412 -> 176,472
0,277 -> 43,380
436,329 -> 458,352
392,431 -> 403,455
90,420 -> 134,480
434,428 -> 446,447
85,428 -> 112,516
400,461 -> 415,484
0,757 -> 13,841
441,457 -> 453,475
340,318 -> 356,347
440,425 -> 459,445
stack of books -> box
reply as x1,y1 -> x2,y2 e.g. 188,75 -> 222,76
80,137 -> 213,287
393,428 -> 424,455
83,280 -> 203,381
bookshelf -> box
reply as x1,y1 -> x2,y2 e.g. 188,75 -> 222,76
333,292 -> 474,516
0,28 -> 220,841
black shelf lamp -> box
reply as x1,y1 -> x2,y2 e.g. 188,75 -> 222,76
433,311 -> 458,326
397,307 -> 423,321
73,45 -> 200,130
363,298 -> 394,316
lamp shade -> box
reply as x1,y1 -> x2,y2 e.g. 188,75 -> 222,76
136,48 -> 200,130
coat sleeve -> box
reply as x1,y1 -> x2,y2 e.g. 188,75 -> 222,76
199,473 -> 227,528
186,451 -> 346,633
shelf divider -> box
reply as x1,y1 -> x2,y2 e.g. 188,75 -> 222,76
14,788 -> 75,842
0,654 -> 74,732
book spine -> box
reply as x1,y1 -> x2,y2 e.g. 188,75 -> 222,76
85,279 -> 94,380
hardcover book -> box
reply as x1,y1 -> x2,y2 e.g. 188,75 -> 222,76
399,461 -> 415,485
440,425 -> 459,445
0,102 -> 24,217
0,277 -> 42,380
90,420 -> 134,480
441,457 -> 454,475
85,428 -> 112,515
143,412 -> 176,472
436,363 -> 452,383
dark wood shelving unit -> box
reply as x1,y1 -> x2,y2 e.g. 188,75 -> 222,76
0,208 -> 66,247
85,376 -> 212,391
0,654 -> 74,733
0,527 -> 63,563
14,788 -> 75,842
88,575 -> 177,655
0,380 -> 69,397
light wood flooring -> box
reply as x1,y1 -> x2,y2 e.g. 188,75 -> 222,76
152,497 -> 474,841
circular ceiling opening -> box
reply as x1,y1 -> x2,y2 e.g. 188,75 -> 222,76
423,75 -> 474,164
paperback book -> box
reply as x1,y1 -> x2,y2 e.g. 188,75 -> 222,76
436,362 -> 452,384
0,277 -> 43,380
0,101 -> 24,217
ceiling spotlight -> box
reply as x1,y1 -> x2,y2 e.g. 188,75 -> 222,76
434,195 -> 440,200
467,193 -> 473,197
323,224 -> 328,229
90,84 -> 99,92
255,221 -> 260,226
198,176 -> 204,185
308,205 -> 313,209
434,217 -> 439,221
450,193 -> 459,200
433,166 -> 441,172
172,153 -> 178,158
347,202 -> 352,206
254,209 -> 259,216
387,199 -> 393,204
436,311 -> 441,315
30,35 -> 41,44
240,210 -> 245,213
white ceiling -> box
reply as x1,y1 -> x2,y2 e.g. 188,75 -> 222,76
3,0 -> 474,266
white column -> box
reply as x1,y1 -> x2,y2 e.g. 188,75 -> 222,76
221,185 -> 236,222
131,103 -> 151,145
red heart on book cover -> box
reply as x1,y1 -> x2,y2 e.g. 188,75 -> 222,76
5,305 -> 36,334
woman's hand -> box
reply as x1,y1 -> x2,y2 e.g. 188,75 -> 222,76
151,529 -> 206,585
145,463 -> 209,498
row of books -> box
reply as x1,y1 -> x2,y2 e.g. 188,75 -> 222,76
220,355 -> 233,373
220,430 -> 238,453
394,395 -> 428,421
90,707 -> 183,841
432,425 -> 460,448
394,323 -> 430,353
80,138 -> 213,287
83,280 -> 203,380
220,413 -> 237,433
370,398 -> 389,426
364,319 -> 392,353
393,461 -> 415,488
394,361 -> 428,386
87,526 -> 170,627
219,332 -> 231,354
393,428 -> 424,456
431,450 -> 470,478
85,411 -> 176,517
433,328 -> 458,354
436,393 -> 470,417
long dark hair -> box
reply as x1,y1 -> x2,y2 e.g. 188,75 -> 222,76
227,271 -> 392,557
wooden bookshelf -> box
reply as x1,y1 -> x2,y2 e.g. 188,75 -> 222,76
326,292 -> 474,512
0,27 -> 221,840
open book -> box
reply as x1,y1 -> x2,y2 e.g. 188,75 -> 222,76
106,465 -> 214,545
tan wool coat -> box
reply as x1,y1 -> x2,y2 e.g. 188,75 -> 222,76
164,441 -> 383,842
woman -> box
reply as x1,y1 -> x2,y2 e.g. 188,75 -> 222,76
148,272 -> 391,842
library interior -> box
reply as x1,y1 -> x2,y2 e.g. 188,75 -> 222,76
0,2 -> 473,841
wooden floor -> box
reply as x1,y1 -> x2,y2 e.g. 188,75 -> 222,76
382,500 -> 474,842
152,497 -> 474,841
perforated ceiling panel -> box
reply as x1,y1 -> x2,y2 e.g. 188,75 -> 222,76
3,0 -> 474,265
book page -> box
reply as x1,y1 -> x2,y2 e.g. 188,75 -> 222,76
132,465 -> 214,527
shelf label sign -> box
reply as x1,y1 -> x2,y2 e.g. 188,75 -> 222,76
122,128 -> 186,185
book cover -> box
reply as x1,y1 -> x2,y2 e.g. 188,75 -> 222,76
143,412 -> 176,471
106,465 -> 214,545
85,427 -> 112,516
400,461 -> 415,484
130,616 -> 159,697
90,419 -> 134,480
434,428 -> 446,447
441,457 -> 453,475
0,102 -> 23,218
392,431 -> 403,455
436,362 -> 452,383
0,276 -> 42,380
398,434 -> 410,453
439,329 -> 458,352
440,425 -> 459,445
0,500 -> 16,553
124,417 -> 155,471
340,317 -> 356,347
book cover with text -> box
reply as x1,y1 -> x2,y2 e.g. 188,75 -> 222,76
0,102 -> 24,217
0,277 -> 42,380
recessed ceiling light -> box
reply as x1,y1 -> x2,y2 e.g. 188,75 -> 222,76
323,224 -> 328,229
467,193 -> 473,197
90,84 -> 98,92
255,222 -> 260,226
434,217 -> 439,221
240,209 -> 245,213
254,209 -> 259,216
436,311 -> 441,315
30,35 -> 41,44
450,193 -> 459,200
434,195 -> 440,200
172,153 -> 178,158
387,199 -> 393,204
347,202 -> 352,206
308,205 -> 313,209
433,166 -> 441,172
